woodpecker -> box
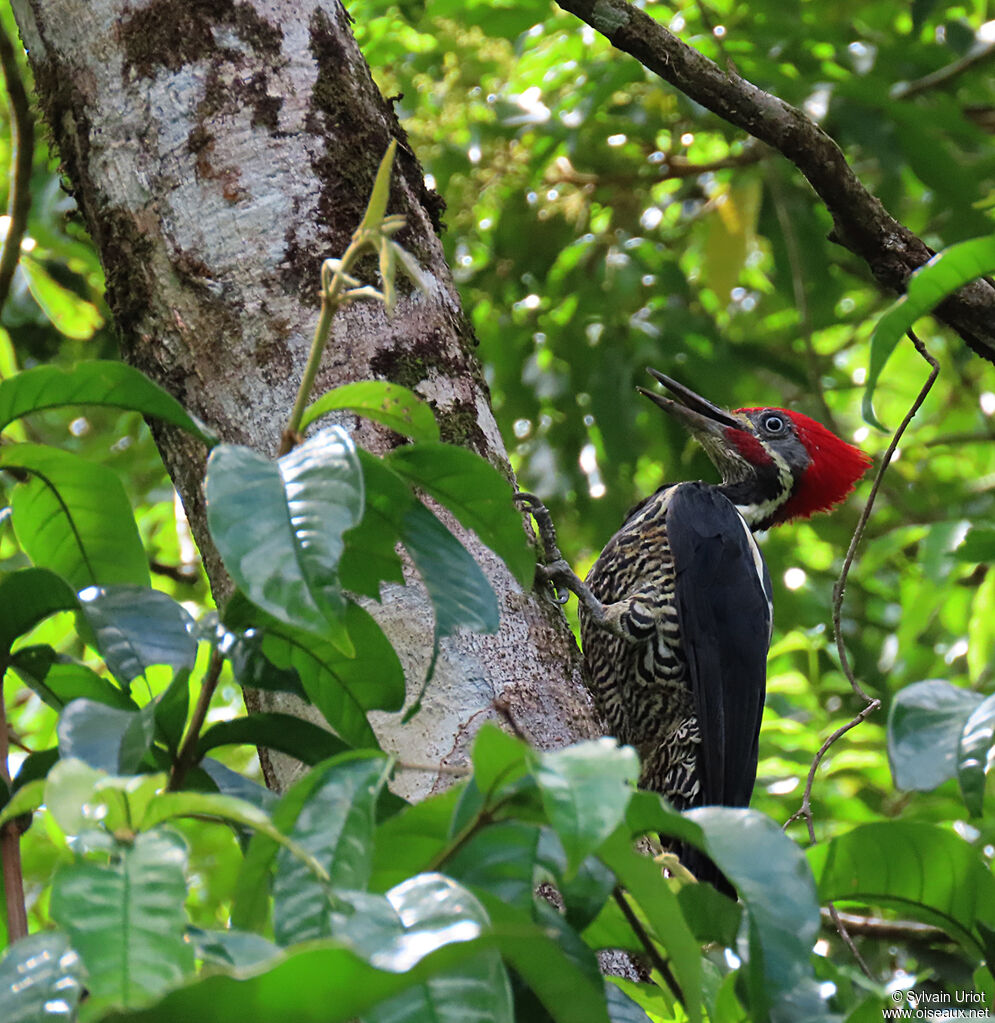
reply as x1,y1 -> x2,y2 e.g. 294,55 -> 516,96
519,369 -> 869,886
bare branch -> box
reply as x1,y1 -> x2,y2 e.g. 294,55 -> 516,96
554,0 -> 995,364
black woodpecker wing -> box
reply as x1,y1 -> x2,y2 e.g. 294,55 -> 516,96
665,482 -> 772,809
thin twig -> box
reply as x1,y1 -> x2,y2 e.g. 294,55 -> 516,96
822,908 -> 947,942
892,41 -> 995,99
168,647 -> 224,792
0,669 -> 28,941
785,329 -> 939,979
612,887 -> 685,1007
0,18 -> 34,326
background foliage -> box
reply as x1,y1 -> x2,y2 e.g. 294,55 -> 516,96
2,0 -> 995,1019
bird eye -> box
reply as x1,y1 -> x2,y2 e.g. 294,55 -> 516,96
763,414 -> 785,433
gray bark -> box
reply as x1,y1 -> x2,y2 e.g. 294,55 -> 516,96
13,0 -> 597,796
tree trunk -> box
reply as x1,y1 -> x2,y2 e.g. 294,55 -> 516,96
12,0 -> 597,796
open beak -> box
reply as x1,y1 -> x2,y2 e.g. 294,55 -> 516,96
637,368 -> 745,439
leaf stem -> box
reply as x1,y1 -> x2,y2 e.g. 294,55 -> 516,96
168,647 -> 225,792
612,886 -> 684,1006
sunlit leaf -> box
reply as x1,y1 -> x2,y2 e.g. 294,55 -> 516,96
0,930 -> 83,1023
19,254 -> 103,340
2,445 -> 148,588
0,567 -> 77,654
301,380 -> 439,441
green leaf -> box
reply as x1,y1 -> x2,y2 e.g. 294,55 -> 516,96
686,806 -> 824,1021
887,678 -> 983,792
273,753 -> 390,944
154,668 -> 190,756
206,427 -> 363,651
338,450 -> 409,598
259,599 -> 404,749
359,138 -> 398,233
77,585 -> 196,687
953,527 -> 995,562
401,499 -> 499,637
385,441 -> 533,587
226,627 -> 306,698
958,694 -> 995,817
301,380 -> 439,441
58,698 -> 154,774
471,721 -> 531,796
19,254 -> 103,340
357,874 -> 514,1023
2,444 -> 149,588
187,928 -> 280,970
532,738 -> 639,875
0,930 -> 83,1023
0,361 -> 216,445
598,828 -> 703,1023
0,567 -> 78,654
0,778 -> 45,829
93,938 -> 506,1023
10,646 -> 138,712
50,830 -> 195,1012
43,756 -> 108,835
864,235 -> 995,427
197,712 -> 349,764
809,820 -> 995,958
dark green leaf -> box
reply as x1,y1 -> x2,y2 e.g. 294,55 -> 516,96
385,442 -> 533,586
864,236 -> 995,427
809,820 -> 995,958
12,747 -> 60,791
604,979 -> 654,1023
953,527 -> 995,563
50,830 -> 195,1012
0,929 -> 83,1023
154,669 -> 190,756
0,568 -> 77,654
301,380 -> 439,441
205,428 -> 363,651
400,499 -> 499,637
260,599 -> 404,749
959,695 -> 995,816
338,451 -> 408,599
676,881 -> 743,948
77,585 -> 196,688
200,757 -> 277,812
0,361 -> 216,445
273,753 -> 389,944
532,738 -> 638,875
887,678 -> 983,792
226,628 -> 306,698
198,712 -> 349,764
95,937 -> 505,1023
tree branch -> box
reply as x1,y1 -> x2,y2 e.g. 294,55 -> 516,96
0,17 -> 34,323
555,0 -> 995,364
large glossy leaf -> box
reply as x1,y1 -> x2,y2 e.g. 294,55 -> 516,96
0,567 -> 77,653
532,738 -> 639,875
259,600 -> 404,749
273,753 -> 390,944
197,712 -> 349,764
50,830 -> 195,1012
887,678 -> 983,792
58,698 -> 156,774
0,361 -> 216,445
864,235 -> 995,427
95,938 -> 503,1023
205,427 -> 363,651
301,380 -> 439,441
2,445 -> 148,588
188,928 -> 280,971
77,585 -> 197,687
0,929 -> 83,1023
354,874 -> 514,1023
809,820 -> 995,959
385,441 -> 533,586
